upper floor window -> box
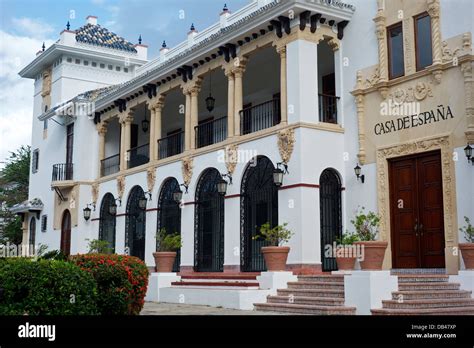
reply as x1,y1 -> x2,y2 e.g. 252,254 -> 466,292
387,22 -> 405,79
32,149 -> 39,173
414,12 -> 433,71
41,215 -> 48,232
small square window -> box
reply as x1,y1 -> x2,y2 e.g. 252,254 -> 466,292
124,68 -> 129,73
32,149 -> 39,173
67,57 -> 72,63
116,66 -> 121,71
108,65 -> 113,70
75,59 -> 81,64
92,62 -> 97,67
100,63 -> 105,69
41,215 -> 47,232
84,60 -> 89,66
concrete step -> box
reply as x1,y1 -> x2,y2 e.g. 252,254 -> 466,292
397,275 -> 449,283
392,290 -> 472,300
177,278 -> 257,284
277,288 -> 345,298
382,298 -> 474,309
398,282 -> 460,291
171,281 -> 259,287
372,306 -> 474,315
255,303 -> 356,315
391,268 -> 446,275
287,281 -> 344,290
297,275 -> 345,283
267,295 -> 344,306
180,274 -> 258,280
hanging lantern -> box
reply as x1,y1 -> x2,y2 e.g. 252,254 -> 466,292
206,70 -> 215,112
173,188 -> 183,204
216,177 -> 228,196
138,196 -> 148,210
142,115 -> 149,133
83,206 -> 91,221
273,167 -> 284,187
109,201 -> 117,216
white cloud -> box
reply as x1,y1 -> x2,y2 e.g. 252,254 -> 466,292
11,17 -> 55,39
0,30 -> 54,168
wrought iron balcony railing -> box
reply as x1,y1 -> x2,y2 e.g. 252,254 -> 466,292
240,98 -> 280,135
52,163 -> 73,182
127,143 -> 149,169
158,131 -> 184,160
195,116 -> 227,149
318,93 -> 339,124
101,153 -> 120,177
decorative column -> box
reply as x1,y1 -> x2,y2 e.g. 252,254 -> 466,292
149,96 -> 165,161
97,121 -> 108,177
232,58 -> 247,136
373,0 -> 388,96
225,67 -> 235,137
189,81 -> 201,150
462,60 -> 474,142
148,105 -> 156,162
183,90 -> 192,151
277,45 -> 288,125
428,0 -> 443,83
354,71 -> 366,164
119,111 -> 134,171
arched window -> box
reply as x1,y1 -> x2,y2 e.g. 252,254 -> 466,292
241,156 -> 278,272
125,186 -> 146,260
99,193 -> 116,253
157,177 -> 181,271
61,210 -> 71,256
29,217 -> 36,255
319,168 -> 342,271
194,168 -> 224,272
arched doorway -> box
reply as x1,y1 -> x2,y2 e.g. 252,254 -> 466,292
29,217 -> 36,255
60,209 -> 71,256
319,168 -> 342,271
241,156 -> 278,272
125,186 -> 146,260
99,193 -> 116,253
195,168 -> 224,272
157,177 -> 181,272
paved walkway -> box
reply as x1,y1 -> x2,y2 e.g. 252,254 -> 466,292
141,302 -> 284,315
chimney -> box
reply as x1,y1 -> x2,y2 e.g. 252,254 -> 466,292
220,4 -> 231,27
86,15 -> 98,25
160,41 -> 169,62
59,21 -> 76,46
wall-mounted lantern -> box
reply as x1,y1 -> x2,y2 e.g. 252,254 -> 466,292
464,144 -> 473,165
354,163 -> 365,183
217,173 -> 232,196
83,203 -> 95,221
273,162 -> 289,187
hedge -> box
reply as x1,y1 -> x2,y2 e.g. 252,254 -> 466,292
0,258 -> 98,315
71,254 -> 149,315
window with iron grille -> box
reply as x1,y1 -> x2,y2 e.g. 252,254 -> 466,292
32,149 -> 39,173
41,215 -> 47,232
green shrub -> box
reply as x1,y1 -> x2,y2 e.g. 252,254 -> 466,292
336,232 -> 360,245
156,228 -> 182,252
351,207 -> 380,241
86,239 -> 113,254
40,249 -> 68,261
71,254 -> 149,315
256,222 -> 294,246
0,258 -> 98,315
460,216 -> 474,243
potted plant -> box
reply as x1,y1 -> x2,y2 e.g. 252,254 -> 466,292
153,228 -> 182,272
335,232 -> 360,270
256,222 -> 294,271
351,207 -> 387,270
459,217 -> 474,269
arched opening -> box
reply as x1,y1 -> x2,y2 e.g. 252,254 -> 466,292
241,156 -> 278,272
125,186 -> 146,260
99,193 -> 116,253
60,209 -> 71,256
319,168 -> 342,271
29,217 -> 36,255
157,177 -> 182,271
194,168 -> 224,272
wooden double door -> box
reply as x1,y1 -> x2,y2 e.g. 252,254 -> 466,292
389,151 -> 445,268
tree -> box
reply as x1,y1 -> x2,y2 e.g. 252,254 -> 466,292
0,145 -> 31,245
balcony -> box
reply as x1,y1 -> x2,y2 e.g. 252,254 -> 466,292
158,131 -> 184,160
101,154 -> 120,177
195,116 -> 227,149
240,98 -> 280,135
127,144 -> 149,169
318,94 -> 339,124
52,163 -> 73,182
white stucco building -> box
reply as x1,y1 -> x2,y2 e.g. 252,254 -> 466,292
14,0 -> 474,313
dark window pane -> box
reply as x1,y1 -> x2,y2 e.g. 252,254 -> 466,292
416,14 -> 433,70
388,24 -> 405,79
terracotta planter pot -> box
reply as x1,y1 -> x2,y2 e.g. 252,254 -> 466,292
336,247 -> 357,270
459,243 -> 474,269
261,246 -> 290,271
153,251 -> 177,273
354,241 -> 388,270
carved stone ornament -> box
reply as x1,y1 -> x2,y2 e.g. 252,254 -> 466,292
365,67 -> 380,88
181,157 -> 193,187
146,167 -> 156,193
117,175 -> 125,200
277,128 -> 295,164
225,144 -> 238,175
91,183 -> 99,205
387,82 -> 433,104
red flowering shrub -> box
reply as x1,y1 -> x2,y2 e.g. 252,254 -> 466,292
70,254 -> 149,315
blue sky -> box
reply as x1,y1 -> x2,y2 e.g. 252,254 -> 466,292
0,0 -> 251,167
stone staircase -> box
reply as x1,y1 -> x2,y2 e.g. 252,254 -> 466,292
372,274 -> 474,315
254,274 -> 356,315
